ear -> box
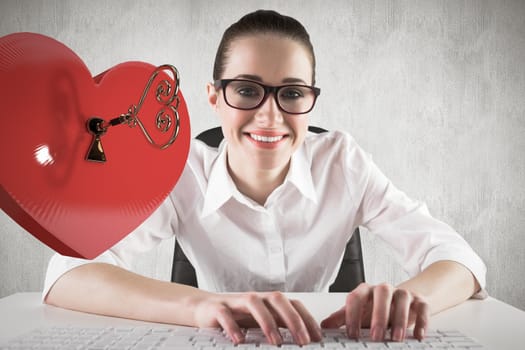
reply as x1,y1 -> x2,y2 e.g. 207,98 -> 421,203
206,82 -> 219,111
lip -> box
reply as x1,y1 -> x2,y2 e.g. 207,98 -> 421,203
246,130 -> 288,137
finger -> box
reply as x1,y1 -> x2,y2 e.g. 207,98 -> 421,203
345,283 -> 373,339
320,307 -> 345,328
389,289 -> 412,342
370,283 -> 394,341
412,297 -> 429,340
240,293 -> 282,346
214,304 -> 245,344
290,299 -> 323,342
263,292 -> 310,345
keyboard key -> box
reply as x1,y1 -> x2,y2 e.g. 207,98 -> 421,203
364,342 -> 389,348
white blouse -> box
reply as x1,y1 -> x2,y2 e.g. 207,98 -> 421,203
43,130 -> 486,298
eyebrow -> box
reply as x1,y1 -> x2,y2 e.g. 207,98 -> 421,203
233,74 -> 308,85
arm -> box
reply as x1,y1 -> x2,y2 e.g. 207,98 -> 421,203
45,262 -> 322,346
45,262 -> 204,326
397,260 -> 481,315
321,140 -> 485,341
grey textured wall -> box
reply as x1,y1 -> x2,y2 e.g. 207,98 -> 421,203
1,0 -> 524,311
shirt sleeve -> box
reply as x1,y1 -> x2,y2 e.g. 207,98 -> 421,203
42,195 -> 178,301
353,148 -> 487,296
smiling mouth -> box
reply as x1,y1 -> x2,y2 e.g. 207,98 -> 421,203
249,133 -> 285,143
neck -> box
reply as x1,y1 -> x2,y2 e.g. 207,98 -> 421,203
227,153 -> 289,206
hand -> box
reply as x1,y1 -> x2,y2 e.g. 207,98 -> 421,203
321,282 -> 429,342
192,291 -> 323,346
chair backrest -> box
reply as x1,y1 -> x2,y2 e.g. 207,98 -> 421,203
171,126 -> 365,292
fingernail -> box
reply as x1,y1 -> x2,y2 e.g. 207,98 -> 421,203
270,329 -> 282,345
315,326 -> 323,341
347,326 -> 359,339
233,332 -> 244,344
297,329 -> 310,345
417,327 -> 425,340
392,326 -> 404,342
371,326 -> 385,341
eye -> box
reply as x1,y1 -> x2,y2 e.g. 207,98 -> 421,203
233,83 -> 261,98
280,87 -> 305,100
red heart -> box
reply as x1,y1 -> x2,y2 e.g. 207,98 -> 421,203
0,33 -> 191,259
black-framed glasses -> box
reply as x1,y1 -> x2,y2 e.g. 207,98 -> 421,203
214,79 -> 321,115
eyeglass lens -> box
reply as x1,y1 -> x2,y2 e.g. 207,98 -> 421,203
224,80 -> 316,114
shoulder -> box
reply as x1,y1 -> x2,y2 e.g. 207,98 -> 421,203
304,129 -> 358,150
186,138 -> 222,175
169,138 -> 222,207
303,129 -> 371,168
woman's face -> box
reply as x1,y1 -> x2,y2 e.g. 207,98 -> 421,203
207,34 -> 313,173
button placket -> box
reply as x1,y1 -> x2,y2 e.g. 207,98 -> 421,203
263,210 -> 286,284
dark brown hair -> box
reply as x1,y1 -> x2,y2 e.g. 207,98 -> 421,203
213,10 -> 316,84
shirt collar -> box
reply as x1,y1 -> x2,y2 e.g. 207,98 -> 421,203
200,141 -> 318,218
284,143 -> 318,205
201,141 -> 236,218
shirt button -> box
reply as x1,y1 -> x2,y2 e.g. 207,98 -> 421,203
269,246 -> 282,254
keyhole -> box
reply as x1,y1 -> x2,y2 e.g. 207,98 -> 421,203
86,118 -> 107,163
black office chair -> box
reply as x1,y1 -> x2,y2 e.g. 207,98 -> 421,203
171,126 -> 365,292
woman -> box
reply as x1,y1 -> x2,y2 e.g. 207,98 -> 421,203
44,10 -> 486,346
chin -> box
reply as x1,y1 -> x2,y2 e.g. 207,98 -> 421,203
252,153 -> 291,172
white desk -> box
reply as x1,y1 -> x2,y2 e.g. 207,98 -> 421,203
1,293 -> 524,349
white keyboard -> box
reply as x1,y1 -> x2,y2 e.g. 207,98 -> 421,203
0,325 -> 484,349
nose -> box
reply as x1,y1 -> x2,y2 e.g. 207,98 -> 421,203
255,92 -> 283,127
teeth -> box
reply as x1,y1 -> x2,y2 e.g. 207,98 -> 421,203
250,134 -> 284,143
